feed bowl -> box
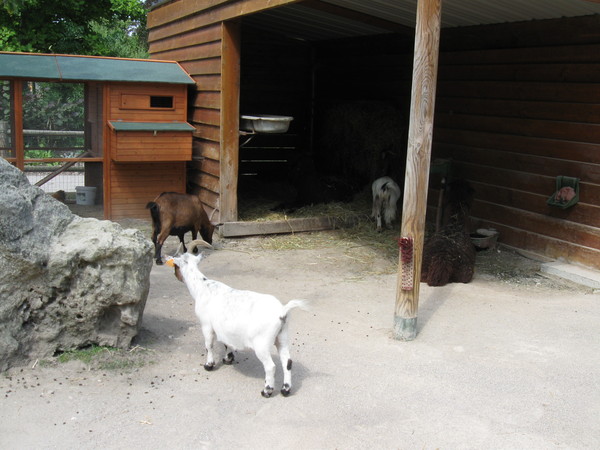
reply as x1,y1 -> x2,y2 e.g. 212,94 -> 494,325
470,228 -> 499,250
240,114 -> 293,133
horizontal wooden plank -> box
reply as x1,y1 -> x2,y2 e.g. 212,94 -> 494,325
114,141 -> 192,150
109,182 -> 183,190
450,161 -> 600,205
220,216 -> 358,237
180,58 -> 221,76
436,97 -> 600,124
109,82 -> 188,95
437,80 -> 600,104
193,74 -> 221,91
487,224 -> 600,271
192,123 -> 220,142
109,196 -> 157,205
112,155 -> 191,162
111,189 -> 183,198
435,112 -> 600,144
151,41 -> 222,63
192,107 -> 220,126
193,139 -> 220,160
439,15 -> 600,51
148,0 -> 297,42
439,63 -> 600,84
473,202 -> 600,250
187,170 -> 220,194
440,43 -> 600,66
192,91 -> 221,109
188,157 -> 220,177
148,0 -> 229,29
434,128 -> 600,164
111,211 -> 149,220
434,143 -> 600,184
149,23 -> 222,54
197,186 -> 220,211
109,162 -> 184,174
472,181 -> 599,228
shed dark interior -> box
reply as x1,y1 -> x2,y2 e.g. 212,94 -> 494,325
237,13 -> 600,267
239,25 -> 413,213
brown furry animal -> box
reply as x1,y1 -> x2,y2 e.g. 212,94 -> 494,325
146,192 -> 219,265
421,180 -> 476,287
51,190 -> 66,202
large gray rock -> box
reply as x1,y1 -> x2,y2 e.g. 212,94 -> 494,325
0,159 -> 153,371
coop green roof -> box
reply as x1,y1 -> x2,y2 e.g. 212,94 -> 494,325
0,52 -> 195,85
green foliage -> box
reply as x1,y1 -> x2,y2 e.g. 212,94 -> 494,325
0,0 -> 148,57
1,80 -> 10,122
23,82 -> 84,131
22,82 -> 84,155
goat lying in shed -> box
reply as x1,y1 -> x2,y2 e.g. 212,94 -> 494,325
146,192 -> 220,265
421,179 -> 476,287
166,240 -> 306,398
371,176 -> 401,232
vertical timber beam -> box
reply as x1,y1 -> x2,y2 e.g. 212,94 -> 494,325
12,80 -> 24,169
394,0 -> 442,340
219,20 -> 241,222
102,84 -> 112,220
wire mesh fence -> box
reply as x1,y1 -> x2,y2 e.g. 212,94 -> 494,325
24,164 -> 85,193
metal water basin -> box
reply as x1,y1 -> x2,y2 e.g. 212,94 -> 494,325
240,114 -> 293,134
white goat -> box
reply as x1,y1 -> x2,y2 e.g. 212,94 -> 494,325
371,176 -> 401,232
166,251 -> 306,398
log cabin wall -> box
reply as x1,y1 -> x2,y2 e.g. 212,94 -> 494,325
434,15 -> 600,269
147,0 -> 299,222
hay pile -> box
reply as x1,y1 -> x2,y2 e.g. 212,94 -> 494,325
238,186 -> 402,270
316,101 -> 407,186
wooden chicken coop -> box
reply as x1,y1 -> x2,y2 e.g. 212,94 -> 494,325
0,52 -> 195,219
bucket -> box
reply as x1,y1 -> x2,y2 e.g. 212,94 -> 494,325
75,186 -> 97,206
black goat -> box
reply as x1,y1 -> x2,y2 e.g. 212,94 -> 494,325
146,192 -> 218,265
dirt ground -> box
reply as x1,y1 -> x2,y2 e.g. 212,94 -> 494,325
2,216 -> 599,449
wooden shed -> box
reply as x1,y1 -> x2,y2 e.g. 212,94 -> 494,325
0,52 -> 195,220
147,0 -> 600,271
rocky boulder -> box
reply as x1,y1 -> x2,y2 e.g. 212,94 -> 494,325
0,159 -> 153,371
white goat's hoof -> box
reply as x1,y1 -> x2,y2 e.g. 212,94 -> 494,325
204,362 -> 215,371
281,384 -> 291,397
222,352 -> 234,365
261,386 -> 274,398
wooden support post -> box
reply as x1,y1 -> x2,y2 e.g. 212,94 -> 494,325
394,0 -> 442,341
12,80 -> 24,170
219,21 -> 241,223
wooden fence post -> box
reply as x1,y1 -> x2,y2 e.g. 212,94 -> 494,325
394,0 -> 442,341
